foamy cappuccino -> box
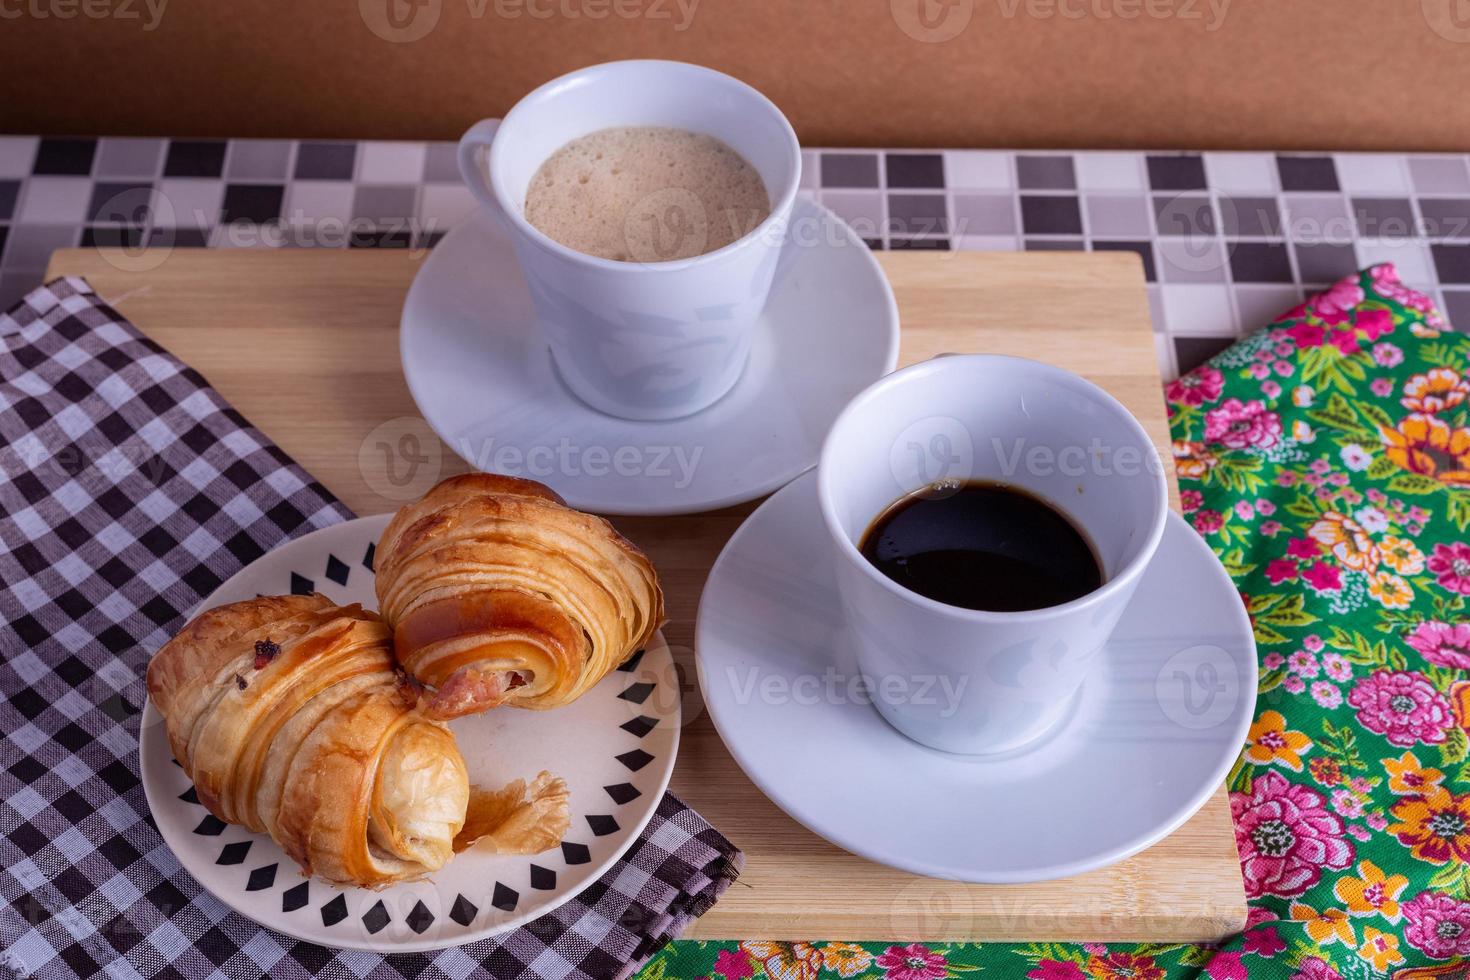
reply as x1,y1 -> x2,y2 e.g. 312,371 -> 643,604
523,126 -> 771,263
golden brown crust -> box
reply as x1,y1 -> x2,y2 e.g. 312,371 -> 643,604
375,474 -> 665,718
147,595 -> 469,887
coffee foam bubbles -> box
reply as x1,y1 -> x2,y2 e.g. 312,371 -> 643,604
523,126 -> 771,263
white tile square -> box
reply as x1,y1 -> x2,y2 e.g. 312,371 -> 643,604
1074,152 -> 1145,191
152,179 -> 224,229
1203,152 -> 1278,193
0,137 -> 38,178
1355,237 -> 1434,285
820,190 -> 884,240
418,184 -> 477,234
358,141 -> 428,184
954,234 -> 1020,252
1158,283 -> 1236,335
1233,285 -> 1304,333
284,181 -> 354,225
1084,194 -> 1151,236
943,151 -> 1012,189
17,177 -> 91,224
1154,331 -> 1177,377
1335,153 -> 1411,194
800,151 -> 820,190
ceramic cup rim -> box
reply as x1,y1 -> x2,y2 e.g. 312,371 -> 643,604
816,353 -> 1171,624
485,58 -> 802,274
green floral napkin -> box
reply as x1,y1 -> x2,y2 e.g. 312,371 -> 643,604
638,264 -> 1469,980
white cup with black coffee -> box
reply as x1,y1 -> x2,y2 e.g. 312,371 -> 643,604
458,60 -> 801,421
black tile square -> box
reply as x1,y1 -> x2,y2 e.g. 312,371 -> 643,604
1432,244 -> 1470,283
821,153 -> 879,188
0,181 -> 17,221
1174,336 -> 1235,374
1419,199 -> 1470,241
147,227 -> 209,248
1219,196 -> 1281,237
1293,242 -> 1358,284
889,237 -> 950,250
1229,241 -> 1295,283
87,183 -> 152,224
1024,239 -> 1084,251
887,193 -> 947,235
1146,155 -> 1207,191
81,225 -> 143,248
1092,240 -> 1156,281
220,184 -> 284,224
348,228 -> 413,249
163,140 -> 227,178
294,142 -> 357,180
1016,155 -> 1075,190
885,153 -> 944,188
1020,195 -> 1082,235
33,138 -> 96,176
1153,195 -> 1216,236
1353,198 -> 1417,239
1276,156 -> 1339,192
1441,290 -> 1470,332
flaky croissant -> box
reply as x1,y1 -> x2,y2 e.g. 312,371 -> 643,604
375,473 -> 665,719
147,594 -> 469,887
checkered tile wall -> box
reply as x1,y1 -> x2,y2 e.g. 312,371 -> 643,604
1,136 -> 1467,378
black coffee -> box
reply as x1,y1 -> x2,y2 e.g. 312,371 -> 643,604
858,480 -> 1102,612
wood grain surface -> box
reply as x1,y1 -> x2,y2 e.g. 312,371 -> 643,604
46,245 -> 1245,942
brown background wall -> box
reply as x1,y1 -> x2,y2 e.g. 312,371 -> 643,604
2,0 -> 1467,150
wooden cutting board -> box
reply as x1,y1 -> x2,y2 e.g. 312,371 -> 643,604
47,245 -> 1245,943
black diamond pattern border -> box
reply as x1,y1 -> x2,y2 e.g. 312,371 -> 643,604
325,554 -> 350,586
604,782 -> 641,805
492,882 -> 519,912
246,864 -> 277,891
618,681 -> 655,705
363,900 -> 390,934
216,841 -> 251,865
587,814 -> 619,836
407,900 -> 434,934
450,894 -> 478,926
193,814 -> 226,836
615,748 -> 654,772
620,715 -> 657,738
321,894 -> 348,927
282,881 -> 310,913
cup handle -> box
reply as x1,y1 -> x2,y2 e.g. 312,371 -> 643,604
457,118 -> 503,215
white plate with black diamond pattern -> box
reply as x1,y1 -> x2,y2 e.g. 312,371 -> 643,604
139,514 -> 680,953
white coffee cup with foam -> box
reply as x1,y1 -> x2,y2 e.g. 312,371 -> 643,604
458,60 -> 801,422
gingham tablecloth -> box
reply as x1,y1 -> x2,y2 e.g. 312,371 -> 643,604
0,278 -> 740,980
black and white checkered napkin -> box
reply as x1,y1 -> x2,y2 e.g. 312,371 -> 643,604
0,279 -> 740,980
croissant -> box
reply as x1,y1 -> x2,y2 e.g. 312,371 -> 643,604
375,473 -> 665,719
146,594 -> 469,887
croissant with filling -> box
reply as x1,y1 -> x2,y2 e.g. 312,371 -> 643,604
375,473 -> 665,719
147,594 -> 469,887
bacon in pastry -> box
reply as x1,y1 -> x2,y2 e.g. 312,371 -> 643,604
374,474 -> 665,719
147,594 -> 469,887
